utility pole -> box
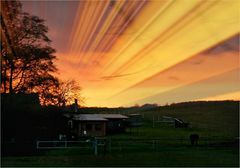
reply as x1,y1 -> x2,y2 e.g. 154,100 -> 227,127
152,115 -> 155,128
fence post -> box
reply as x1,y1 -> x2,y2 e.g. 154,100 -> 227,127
65,141 -> 67,148
108,138 -> 111,153
94,138 -> 98,156
119,141 -> 122,152
152,115 -> 155,128
152,140 -> 156,151
36,141 -> 39,149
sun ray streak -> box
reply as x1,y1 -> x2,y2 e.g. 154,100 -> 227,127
110,1 -> 217,76
88,0 -> 148,68
24,0 -> 239,107
80,0 -> 126,65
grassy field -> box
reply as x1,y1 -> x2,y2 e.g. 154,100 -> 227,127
2,146 -> 238,167
2,101 -> 239,167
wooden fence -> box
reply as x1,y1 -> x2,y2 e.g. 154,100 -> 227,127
36,137 -> 238,156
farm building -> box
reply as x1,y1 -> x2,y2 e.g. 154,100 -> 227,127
64,114 -> 128,138
157,116 -> 189,128
126,114 -> 143,127
2,93 -> 41,142
2,93 -> 43,155
100,114 -> 129,134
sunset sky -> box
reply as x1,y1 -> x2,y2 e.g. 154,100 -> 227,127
21,0 -> 239,107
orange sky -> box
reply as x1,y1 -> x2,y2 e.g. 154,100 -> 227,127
22,0 -> 240,107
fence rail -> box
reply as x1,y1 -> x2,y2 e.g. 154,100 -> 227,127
36,138 -> 107,155
36,140 -> 93,149
36,137 -> 238,155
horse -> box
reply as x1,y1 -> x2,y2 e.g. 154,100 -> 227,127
190,134 -> 199,145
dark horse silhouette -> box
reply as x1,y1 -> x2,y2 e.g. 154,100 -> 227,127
190,134 -> 199,145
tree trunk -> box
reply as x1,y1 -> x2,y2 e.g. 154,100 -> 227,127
3,68 -> 7,93
1,59 -> 7,93
9,61 -> 14,93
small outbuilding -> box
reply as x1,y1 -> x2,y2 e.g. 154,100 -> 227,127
97,114 -> 128,134
126,114 -> 143,127
64,114 -> 128,138
174,118 -> 189,128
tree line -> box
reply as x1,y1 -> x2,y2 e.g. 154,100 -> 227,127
1,0 -> 83,107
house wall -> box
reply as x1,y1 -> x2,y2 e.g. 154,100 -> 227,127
78,121 -> 106,137
106,119 -> 127,134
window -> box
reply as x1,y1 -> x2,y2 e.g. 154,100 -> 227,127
95,124 -> 102,131
68,120 -> 73,128
86,124 -> 92,131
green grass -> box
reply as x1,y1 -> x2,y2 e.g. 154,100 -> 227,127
2,146 -> 238,167
2,102 -> 239,167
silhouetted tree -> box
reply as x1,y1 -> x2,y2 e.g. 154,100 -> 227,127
1,0 -> 60,105
57,80 -> 84,107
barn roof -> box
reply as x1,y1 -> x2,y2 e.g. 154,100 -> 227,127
127,114 -> 142,117
2,93 -> 41,112
64,114 -> 128,121
96,114 -> 128,119
73,114 -> 108,121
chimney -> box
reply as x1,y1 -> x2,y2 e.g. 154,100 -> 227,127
74,99 -> 78,112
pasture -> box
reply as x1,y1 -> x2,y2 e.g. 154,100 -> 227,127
2,101 -> 239,167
